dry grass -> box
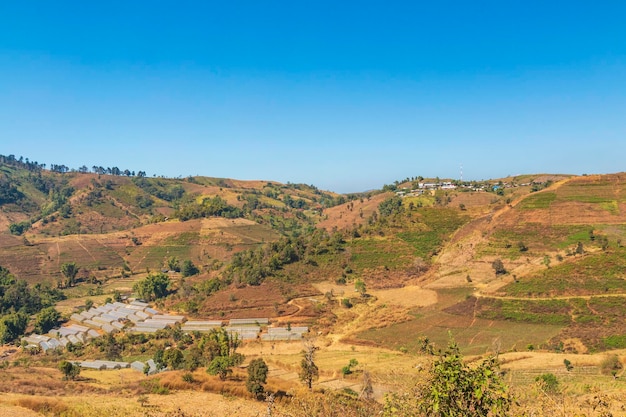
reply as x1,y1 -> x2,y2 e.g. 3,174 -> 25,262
13,397 -> 68,415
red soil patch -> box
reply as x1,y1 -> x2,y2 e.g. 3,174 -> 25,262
198,281 -> 321,320
317,192 -> 392,231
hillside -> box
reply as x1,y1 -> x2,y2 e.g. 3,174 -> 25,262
3,158 -> 626,415
352,173 -> 626,355
0,157 -> 343,283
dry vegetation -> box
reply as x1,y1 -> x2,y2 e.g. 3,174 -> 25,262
5,167 -> 626,415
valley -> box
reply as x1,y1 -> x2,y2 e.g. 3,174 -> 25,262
2,157 -> 626,415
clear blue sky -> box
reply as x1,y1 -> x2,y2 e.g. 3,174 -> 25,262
2,1 -> 625,193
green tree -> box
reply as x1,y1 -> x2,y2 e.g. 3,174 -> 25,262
341,358 -> 359,376
383,340 -> 511,417
491,259 -> 506,276
563,358 -> 573,372
58,360 -> 80,380
0,312 -> 28,343
34,306 -> 60,334
60,262 -> 79,288
207,355 -> 236,380
163,348 -> 184,370
184,347 -> 204,371
181,260 -> 199,277
299,341 -> 319,390
354,279 -> 366,297
535,373 -> 559,394
378,196 -> 403,217
96,333 -> 123,360
133,272 -> 171,301
204,328 -> 244,380
246,358 -> 269,399
167,257 -> 181,272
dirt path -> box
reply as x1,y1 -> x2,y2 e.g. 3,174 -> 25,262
75,237 -> 97,262
312,282 -> 438,308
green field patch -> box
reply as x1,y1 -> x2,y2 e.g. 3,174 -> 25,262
480,224 -> 591,257
588,296 -> 626,318
417,207 -> 468,233
402,196 -> 435,207
396,207 -> 468,259
355,308 -> 563,356
129,245 -> 193,270
349,238 -> 413,270
90,200 -> 128,219
517,192 -> 556,209
599,200 -> 620,215
56,239 -> 125,270
218,224 -> 280,244
502,250 -> 626,297
556,181 -> 618,203
557,227 -> 594,248
397,230 -> 440,259
561,195 -> 614,204
476,298 -> 572,325
163,231 -> 200,246
603,334 -> 626,349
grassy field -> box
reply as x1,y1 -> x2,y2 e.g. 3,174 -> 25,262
355,308 -> 564,356
517,192 -> 557,209
348,237 -> 414,271
501,248 -> 626,297
352,287 -> 563,355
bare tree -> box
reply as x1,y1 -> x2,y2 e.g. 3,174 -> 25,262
360,370 -> 374,400
299,339 -> 319,390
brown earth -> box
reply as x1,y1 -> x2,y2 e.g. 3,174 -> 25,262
317,192 -> 392,231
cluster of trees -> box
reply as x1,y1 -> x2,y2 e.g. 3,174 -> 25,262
4,172 -> 78,235
223,229 -> 344,286
143,328 -> 247,382
283,194 -> 310,209
0,176 -> 25,205
89,166 -> 137,176
0,152 -> 152,178
0,265 -> 64,343
378,196 -> 404,217
132,177 -> 185,202
133,272 -> 171,301
166,257 -> 199,277
0,154 -> 46,172
8,221 -> 30,236
59,262 -> 80,288
176,196 -> 243,221
49,164 -> 70,173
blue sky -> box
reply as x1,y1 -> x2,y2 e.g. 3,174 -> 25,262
2,1 -> 626,192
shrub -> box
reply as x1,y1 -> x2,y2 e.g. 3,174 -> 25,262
246,358 -> 269,399
563,359 -> 573,372
492,259 -> 506,275
384,340 -> 511,416
600,354 -> 623,377
536,373 -> 559,394
58,360 -> 80,380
